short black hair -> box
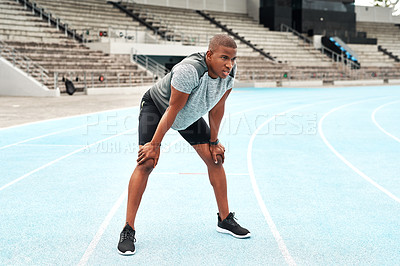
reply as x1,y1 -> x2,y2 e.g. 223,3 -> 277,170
208,34 -> 237,51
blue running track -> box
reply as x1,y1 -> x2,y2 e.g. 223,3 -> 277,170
1,86 -> 399,265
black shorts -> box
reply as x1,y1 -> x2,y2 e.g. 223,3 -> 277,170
138,90 -> 210,146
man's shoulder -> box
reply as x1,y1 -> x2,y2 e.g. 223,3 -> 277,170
173,52 -> 208,78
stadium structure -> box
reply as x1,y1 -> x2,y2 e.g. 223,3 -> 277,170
0,0 -> 399,96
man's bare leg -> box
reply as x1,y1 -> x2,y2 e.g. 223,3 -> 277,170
193,143 -> 229,220
192,143 -> 251,238
125,157 -> 154,229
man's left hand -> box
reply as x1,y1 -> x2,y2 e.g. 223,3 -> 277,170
209,142 -> 225,164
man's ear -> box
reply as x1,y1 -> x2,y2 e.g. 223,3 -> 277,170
206,50 -> 212,60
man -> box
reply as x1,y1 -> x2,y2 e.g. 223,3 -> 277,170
117,34 -> 250,256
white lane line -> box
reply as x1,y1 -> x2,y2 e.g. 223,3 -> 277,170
0,128 -> 136,192
77,97 -> 334,265
247,104 -> 314,266
0,124 -> 90,150
77,169 -> 251,265
319,99 -> 400,204
371,100 -> 400,144
0,112 -> 138,150
0,106 -> 138,131
77,135 -> 182,265
78,188 -> 128,266
16,144 -> 86,147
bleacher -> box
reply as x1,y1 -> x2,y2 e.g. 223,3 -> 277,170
0,0 -> 154,92
31,0 -> 159,42
344,21 -> 400,79
123,2 -> 348,81
356,21 -> 400,60
205,10 -> 348,80
1,0 -> 399,95
121,2 -> 291,81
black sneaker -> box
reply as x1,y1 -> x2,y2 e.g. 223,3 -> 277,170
217,212 -> 251,238
117,223 -> 136,255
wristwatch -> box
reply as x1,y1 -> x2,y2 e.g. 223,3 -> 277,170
209,139 -> 219,145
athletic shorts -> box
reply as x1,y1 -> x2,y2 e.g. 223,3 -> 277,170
138,90 -> 211,146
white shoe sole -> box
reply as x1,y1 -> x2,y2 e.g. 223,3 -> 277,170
216,226 -> 251,239
117,248 -> 136,256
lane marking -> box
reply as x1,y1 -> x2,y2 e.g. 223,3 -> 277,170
0,112 -> 138,150
247,104 -> 315,266
0,124 -> 91,150
0,128 -> 136,192
371,100 -> 400,144
0,106 -> 138,131
319,99 -> 400,203
77,134 -> 184,265
16,144 -> 86,147
78,188 -> 128,266
77,98 -> 322,265
247,97 -> 348,265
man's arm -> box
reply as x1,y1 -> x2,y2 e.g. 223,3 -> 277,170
208,88 -> 232,164
137,86 -> 189,166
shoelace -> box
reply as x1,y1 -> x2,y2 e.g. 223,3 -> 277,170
121,229 -> 136,243
227,212 -> 239,225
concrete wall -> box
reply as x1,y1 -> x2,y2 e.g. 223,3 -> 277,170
129,0 -> 247,13
247,0 -> 260,22
356,6 -> 400,23
86,41 -> 207,56
0,57 -> 59,97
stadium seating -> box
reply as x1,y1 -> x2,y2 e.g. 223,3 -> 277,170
347,44 -> 396,68
0,0 -> 153,92
121,2 -> 347,80
121,2 -> 341,81
1,0 -> 398,91
345,21 -> 400,78
356,21 -> 400,59
30,0 -> 158,42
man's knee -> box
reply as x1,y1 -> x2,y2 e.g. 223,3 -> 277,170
136,159 -> 155,174
205,154 -> 224,168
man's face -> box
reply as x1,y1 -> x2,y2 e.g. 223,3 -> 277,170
206,46 -> 237,79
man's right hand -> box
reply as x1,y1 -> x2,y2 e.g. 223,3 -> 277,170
137,142 -> 160,167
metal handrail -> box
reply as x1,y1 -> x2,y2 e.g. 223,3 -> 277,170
0,40 -> 49,84
280,24 -> 360,74
120,1 -> 207,45
16,0 -> 86,42
237,68 -> 398,82
280,24 -> 313,45
53,69 -> 155,90
131,48 -> 169,79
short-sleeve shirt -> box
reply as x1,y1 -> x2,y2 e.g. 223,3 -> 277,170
149,52 -> 236,130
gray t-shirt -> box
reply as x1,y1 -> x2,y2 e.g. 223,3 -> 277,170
149,52 -> 236,130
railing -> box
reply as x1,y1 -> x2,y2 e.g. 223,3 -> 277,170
378,45 -> 400,62
52,70 -> 155,91
110,1 -> 209,46
131,48 -> 169,79
280,24 -> 313,45
16,0 -> 86,43
0,40 -> 48,84
84,26 -> 159,43
138,8 -> 203,46
196,10 -> 276,61
280,24 -> 360,76
237,68 -> 398,82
